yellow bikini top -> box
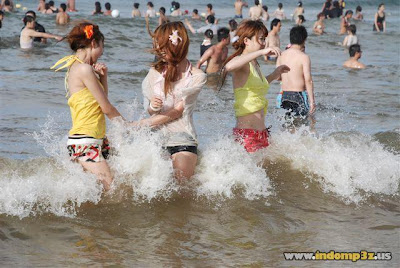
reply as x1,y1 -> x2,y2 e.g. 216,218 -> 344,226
234,62 -> 270,117
51,55 -> 106,139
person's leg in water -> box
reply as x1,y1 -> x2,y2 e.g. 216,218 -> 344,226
171,151 -> 197,182
79,161 -> 113,191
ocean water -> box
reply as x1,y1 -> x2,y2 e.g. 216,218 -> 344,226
0,0 -> 399,266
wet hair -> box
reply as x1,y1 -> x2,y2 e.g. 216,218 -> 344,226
345,10 -> 353,16
134,3 -> 139,9
60,3 -> 67,12
229,19 -> 238,31
217,27 -> 230,42
223,20 -> 268,68
49,1 -> 55,7
204,29 -> 213,39
25,10 -> 37,19
67,22 -> 105,52
147,2 -> 154,8
347,24 -> 356,34
174,2 -> 180,9
23,15 -> 35,26
207,15 -> 215,24
298,15 -> 305,23
193,9 -> 198,15
278,3 -> 283,9
270,18 -> 280,30
160,7 -> 166,14
255,0 -> 260,6
4,0 -> 10,5
105,3 -> 111,10
317,12 -> 325,19
349,44 -> 361,57
151,21 -> 189,95
207,4 -> 212,10
378,3 -> 384,9
290,25 -> 307,45
45,3 -> 51,10
262,5 -> 268,12
356,6 -> 362,12
298,1 -> 303,7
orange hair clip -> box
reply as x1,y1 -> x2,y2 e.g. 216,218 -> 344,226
83,25 -> 94,40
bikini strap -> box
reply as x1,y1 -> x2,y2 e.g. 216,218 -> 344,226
50,55 -> 84,97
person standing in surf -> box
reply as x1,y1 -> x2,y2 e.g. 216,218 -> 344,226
135,21 -> 207,181
221,20 -> 289,153
51,22 -> 125,191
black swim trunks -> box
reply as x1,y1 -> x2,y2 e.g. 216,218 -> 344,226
280,91 -> 309,117
165,145 -> 198,156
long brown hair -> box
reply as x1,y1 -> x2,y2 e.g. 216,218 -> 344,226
150,21 -> 189,96
223,20 -> 268,68
218,20 -> 268,89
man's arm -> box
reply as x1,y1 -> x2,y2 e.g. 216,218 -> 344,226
303,55 -> 315,114
184,19 -> 196,34
196,47 -> 214,69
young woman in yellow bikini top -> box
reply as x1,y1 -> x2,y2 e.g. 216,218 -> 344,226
221,20 -> 289,152
51,23 -> 123,191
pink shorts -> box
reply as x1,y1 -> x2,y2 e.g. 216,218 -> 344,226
233,128 -> 270,153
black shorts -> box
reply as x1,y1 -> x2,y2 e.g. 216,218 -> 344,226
281,91 -> 309,117
164,145 -> 198,156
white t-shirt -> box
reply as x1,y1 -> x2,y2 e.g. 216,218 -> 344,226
146,9 -> 156,17
142,65 -> 207,147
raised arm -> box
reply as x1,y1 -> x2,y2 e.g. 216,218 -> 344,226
225,47 -> 281,72
81,65 -> 122,120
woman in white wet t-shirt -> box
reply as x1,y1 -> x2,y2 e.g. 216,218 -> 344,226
135,21 -> 206,181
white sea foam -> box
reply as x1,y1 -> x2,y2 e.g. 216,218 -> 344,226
1,112 -> 399,218
267,127 -> 400,203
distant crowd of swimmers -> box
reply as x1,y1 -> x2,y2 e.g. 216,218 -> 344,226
0,1 -> 389,190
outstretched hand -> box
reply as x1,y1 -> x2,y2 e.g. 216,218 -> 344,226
262,47 -> 281,57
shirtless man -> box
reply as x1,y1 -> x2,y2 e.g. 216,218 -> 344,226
67,0 -> 77,12
234,0 -> 248,19
132,3 -> 141,18
196,27 -> 230,74
343,44 -> 366,69
276,26 -> 315,120
264,19 -> 281,61
56,4 -> 69,25
249,0 -> 263,20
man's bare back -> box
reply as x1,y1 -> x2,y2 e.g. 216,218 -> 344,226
197,45 -> 228,73
249,6 -> 263,20
235,0 -> 247,16
56,12 -> 69,25
277,47 -> 309,91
